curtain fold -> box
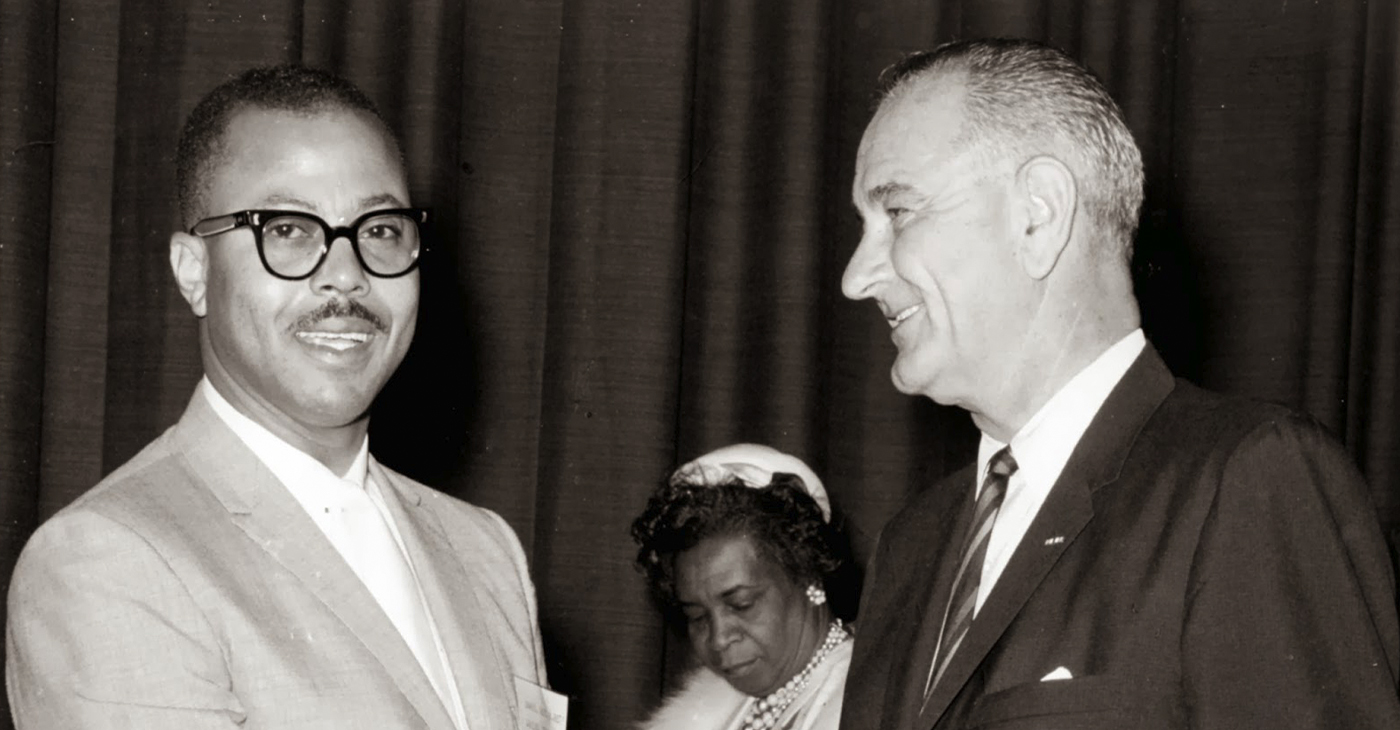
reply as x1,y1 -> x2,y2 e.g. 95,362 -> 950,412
2,1 -> 1397,728
0,0 -> 57,600
1350,0 -> 1400,530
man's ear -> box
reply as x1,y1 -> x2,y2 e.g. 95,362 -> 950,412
170,232 -> 210,317
1015,155 -> 1077,280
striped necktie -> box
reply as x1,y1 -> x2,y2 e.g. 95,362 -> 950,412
923,446 -> 1018,704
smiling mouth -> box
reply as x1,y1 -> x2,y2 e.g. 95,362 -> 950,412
887,304 -> 922,328
295,331 -> 373,351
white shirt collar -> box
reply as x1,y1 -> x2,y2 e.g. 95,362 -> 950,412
970,329 -> 1146,615
978,329 -> 1147,488
199,379 -> 465,726
199,377 -> 370,492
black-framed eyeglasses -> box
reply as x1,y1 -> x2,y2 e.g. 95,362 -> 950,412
189,208 -> 430,280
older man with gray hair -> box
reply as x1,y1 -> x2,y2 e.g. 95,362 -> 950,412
838,38 -> 1400,730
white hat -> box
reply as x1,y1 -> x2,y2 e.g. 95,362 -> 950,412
672,443 -> 831,522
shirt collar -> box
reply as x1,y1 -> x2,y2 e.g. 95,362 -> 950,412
978,329 -> 1146,488
199,377 -> 370,491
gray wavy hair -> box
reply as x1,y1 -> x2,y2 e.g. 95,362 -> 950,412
880,38 -> 1145,262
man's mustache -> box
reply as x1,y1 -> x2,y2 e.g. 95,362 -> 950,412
293,299 -> 387,332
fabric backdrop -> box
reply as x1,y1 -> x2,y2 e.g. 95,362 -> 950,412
2,1 -> 1397,728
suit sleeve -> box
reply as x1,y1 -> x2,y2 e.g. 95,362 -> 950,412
838,524 -> 891,730
6,509 -> 245,729
1182,416 -> 1400,728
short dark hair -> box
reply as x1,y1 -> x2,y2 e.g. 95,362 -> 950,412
879,38 -> 1144,258
175,64 -> 400,227
630,472 -> 843,614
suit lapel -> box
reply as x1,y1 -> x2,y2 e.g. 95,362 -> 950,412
171,393 -> 457,730
916,347 -> 1177,728
373,464 -> 518,730
885,468 -> 976,730
916,464 -> 1095,726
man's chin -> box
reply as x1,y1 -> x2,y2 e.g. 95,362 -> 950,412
891,362 -> 956,405
289,387 -> 379,429
890,360 -> 929,396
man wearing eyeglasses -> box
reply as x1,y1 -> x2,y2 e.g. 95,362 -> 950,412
6,66 -> 550,730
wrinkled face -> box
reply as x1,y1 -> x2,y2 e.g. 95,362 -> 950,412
842,76 -> 1032,412
674,533 -> 824,697
180,107 -> 417,442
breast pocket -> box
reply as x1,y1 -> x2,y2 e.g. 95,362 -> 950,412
966,675 -> 1178,730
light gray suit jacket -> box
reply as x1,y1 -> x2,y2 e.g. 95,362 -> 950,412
6,389 -> 548,729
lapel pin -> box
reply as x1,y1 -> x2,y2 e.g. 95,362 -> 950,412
1044,536 -> 1065,546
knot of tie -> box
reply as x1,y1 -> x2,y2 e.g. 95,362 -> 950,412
988,446 -> 1018,481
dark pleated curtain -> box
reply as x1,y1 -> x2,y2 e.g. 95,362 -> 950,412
2,1 -> 1398,728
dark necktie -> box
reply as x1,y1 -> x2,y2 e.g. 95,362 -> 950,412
923,446 -> 1018,704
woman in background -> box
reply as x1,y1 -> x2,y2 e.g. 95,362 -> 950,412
631,444 -> 852,730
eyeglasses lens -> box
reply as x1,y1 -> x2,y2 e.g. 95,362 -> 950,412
356,213 -> 421,275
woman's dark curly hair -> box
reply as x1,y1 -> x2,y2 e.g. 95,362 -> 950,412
630,470 -> 844,613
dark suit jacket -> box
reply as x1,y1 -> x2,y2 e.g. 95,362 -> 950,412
840,346 -> 1400,729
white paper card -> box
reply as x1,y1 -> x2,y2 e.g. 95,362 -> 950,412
515,675 -> 568,730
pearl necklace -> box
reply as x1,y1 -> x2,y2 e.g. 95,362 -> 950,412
740,619 -> 850,730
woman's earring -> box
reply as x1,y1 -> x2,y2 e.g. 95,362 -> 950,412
805,583 -> 827,606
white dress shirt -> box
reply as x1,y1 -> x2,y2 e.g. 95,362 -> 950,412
973,329 -> 1146,614
200,378 -> 467,729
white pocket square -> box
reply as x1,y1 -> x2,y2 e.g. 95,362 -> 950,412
1040,666 -> 1073,681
